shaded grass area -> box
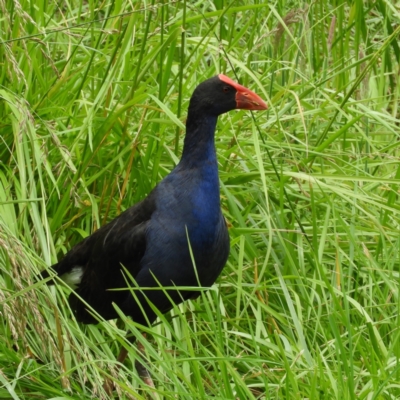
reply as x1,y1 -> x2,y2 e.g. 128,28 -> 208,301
1,1 -> 400,399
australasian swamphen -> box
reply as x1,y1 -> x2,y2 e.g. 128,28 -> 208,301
38,74 -> 267,388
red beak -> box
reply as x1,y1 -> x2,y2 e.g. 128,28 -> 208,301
219,74 -> 268,111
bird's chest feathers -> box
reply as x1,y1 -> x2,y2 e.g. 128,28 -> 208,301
190,170 -> 220,228
157,164 -> 222,248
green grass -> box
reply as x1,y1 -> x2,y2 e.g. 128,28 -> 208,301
1,0 -> 400,399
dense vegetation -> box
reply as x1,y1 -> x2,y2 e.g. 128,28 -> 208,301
1,1 -> 399,399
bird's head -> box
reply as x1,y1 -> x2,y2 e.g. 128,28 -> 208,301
189,74 -> 268,116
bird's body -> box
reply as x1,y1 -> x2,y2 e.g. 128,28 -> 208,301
39,75 -> 267,328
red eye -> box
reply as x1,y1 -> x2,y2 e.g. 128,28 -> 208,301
223,86 -> 230,93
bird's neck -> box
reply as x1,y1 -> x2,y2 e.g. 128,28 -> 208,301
180,112 -> 218,167
178,112 -> 222,226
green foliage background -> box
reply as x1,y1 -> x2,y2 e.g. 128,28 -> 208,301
0,0 -> 400,399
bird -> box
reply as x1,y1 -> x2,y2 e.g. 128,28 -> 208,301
38,74 -> 267,389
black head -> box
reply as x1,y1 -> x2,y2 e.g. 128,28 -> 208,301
188,74 -> 267,116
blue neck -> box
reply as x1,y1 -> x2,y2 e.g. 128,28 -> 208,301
177,113 -> 221,226
180,114 -> 218,168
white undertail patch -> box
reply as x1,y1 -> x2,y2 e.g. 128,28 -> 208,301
61,266 -> 84,289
